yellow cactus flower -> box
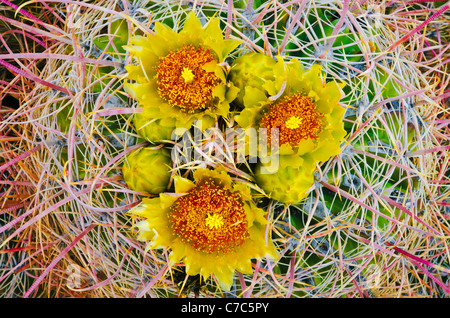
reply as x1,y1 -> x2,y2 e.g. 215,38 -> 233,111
232,54 -> 347,167
229,54 -> 347,204
130,168 -> 278,291
124,12 -> 241,131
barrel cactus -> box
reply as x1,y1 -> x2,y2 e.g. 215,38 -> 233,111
1,0 -> 449,299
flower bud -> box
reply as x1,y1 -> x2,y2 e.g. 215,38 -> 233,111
134,112 -> 176,143
122,147 -> 172,194
228,52 -> 278,107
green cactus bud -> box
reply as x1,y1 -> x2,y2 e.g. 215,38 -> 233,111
122,146 -> 172,194
228,52 -> 277,108
255,154 -> 317,204
134,111 -> 176,143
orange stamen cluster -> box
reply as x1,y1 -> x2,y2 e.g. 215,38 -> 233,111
259,93 -> 324,147
155,44 -> 220,113
168,178 -> 249,254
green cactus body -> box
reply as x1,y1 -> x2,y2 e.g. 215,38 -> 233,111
352,111 -> 417,189
272,199 -> 364,295
286,16 -> 361,60
59,145 -> 88,181
59,142 -> 111,182
233,0 -> 265,10
144,3 -> 189,28
86,19 -> 130,93
56,100 -> 75,134
325,109 -> 416,232
341,63 -> 402,105
231,0 -> 276,48
122,146 -> 172,194
375,67 -> 403,99
94,19 -> 129,55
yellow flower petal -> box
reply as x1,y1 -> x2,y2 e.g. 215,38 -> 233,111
124,64 -> 146,82
132,167 -> 278,291
193,166 -> 233,188
124,82 -> 151,100
159,193 -> 179,209
135,220 -> 152,241
174,175 -> 195,193
181,11 -> 204,38
243,86 -> 268,109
